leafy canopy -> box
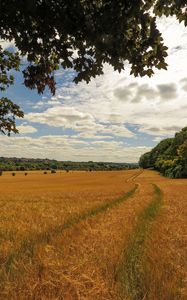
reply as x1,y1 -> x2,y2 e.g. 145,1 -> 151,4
0,0 -> 187,134
139,127 -> 187,178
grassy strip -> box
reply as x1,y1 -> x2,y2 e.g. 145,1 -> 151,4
117,184 -> 163,300
4,184 -> 138,272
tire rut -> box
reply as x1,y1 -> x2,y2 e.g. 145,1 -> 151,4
117,183 -> 164,300
4,172 -> 140,272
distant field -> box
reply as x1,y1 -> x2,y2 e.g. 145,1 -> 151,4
0,170 -> 186,299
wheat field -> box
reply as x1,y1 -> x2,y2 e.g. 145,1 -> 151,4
0,170 -> 186,299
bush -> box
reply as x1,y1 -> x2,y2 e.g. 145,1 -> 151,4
0,171 -> 3,176
66,169 -> 69,173
51,170 -> 56,174
44,171 -> 47,174
12,172 -> 16,176
24,172 -> 28,176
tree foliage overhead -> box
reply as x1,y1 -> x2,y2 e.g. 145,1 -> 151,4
0,47 -> 23,134
0,97 -> 23,135
0,0 -> 187,134
139,127 -> 187,178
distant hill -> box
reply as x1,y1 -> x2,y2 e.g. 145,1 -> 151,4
139,127 -> 187,178
0,157 -> 138,172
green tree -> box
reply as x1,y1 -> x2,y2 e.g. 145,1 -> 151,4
0,48 -> 24,135
139,127 -> 187,178
139,152 -> 152,169
177,140 -> 187,177
0,1 -> 187,133
0,98 -> 23,135
139,138 -> 173,169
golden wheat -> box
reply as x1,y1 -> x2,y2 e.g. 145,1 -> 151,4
0,170 -> 186,300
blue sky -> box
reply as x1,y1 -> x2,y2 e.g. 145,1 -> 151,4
1,17 -> 187,162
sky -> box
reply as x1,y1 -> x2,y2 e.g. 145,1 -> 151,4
1,16 -> 187,163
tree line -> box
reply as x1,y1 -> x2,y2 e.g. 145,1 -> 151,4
139,127 -> 187,178
0,157 -> 138,172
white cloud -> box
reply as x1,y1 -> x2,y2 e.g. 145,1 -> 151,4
1,16 -> 187,162
26,105 -> 134,138
0,39 -> 15,50
26,106 -> 94,128
157,83 -> 177,100
153,136 -> 165,143
17,125 -> 38,134
97,124 -> 134,138
0,135 -> 150,162
139,125 -> 182,137
41,17 -> 187,141
180,78 -> 187,92
21,17 -> 187,142
77,132 -> 113,139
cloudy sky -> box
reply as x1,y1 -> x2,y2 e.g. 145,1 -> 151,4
1,16 -> 187,162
